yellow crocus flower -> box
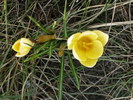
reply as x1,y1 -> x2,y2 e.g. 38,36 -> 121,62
67,30 -> 109,67
12,38 -> 34,57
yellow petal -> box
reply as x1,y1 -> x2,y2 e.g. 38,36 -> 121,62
80,58 -> 98,67
72,43 -> 87,61
67,33 -> 81,50
78,31 -> 98,41
20,38 -> 34,47
92,30 -> 109,46
19,45 -> 31,56
12,39 -> 21,52
14,38 -> 34,57
86,40 -> 103,59
12,38 -> 34,57
18,38 -> 34,56
15,52 -> 29,57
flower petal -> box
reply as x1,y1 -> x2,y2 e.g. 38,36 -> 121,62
15,52 -> 29,57
15,38 -> 34,57
92,30 -> 109,46
67,33 -> 81,49
72,43 -> 87,61
78,31 -> 98,41
20,38 -> 34,47
19,45 -> 31,56
86,40 -> 103,59
80,58 -> 98,67
12,39 -> 21,52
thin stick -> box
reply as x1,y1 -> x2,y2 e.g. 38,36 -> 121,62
88,21 -> 133,29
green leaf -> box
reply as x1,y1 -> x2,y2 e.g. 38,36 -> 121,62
29,16 -> 51,34
0,47 -> 10,68
24,50 -> 47,62
67,52 -> 80,89
58,1 -> 68,99
52,21 -> 57,32
63,0 -> 68,38
58,55 -> 65,100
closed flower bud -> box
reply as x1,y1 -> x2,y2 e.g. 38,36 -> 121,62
12,38 -> 34,57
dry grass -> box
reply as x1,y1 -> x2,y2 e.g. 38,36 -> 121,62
0,0 -> 133,100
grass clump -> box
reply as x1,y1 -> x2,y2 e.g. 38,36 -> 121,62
0,0 -> 133,100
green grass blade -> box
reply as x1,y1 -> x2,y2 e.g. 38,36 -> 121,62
68,53 -> 80,89
19,1 -> 37,20
49,41 -> 53,57
52,21 -> 57,32
0,47 -> 10,68
4,0 -> 8,43
28,16 -> 51,34
58,55 -> 65,100
58,1 -> 68,99
24,50 -> 47,62
63,0 -> 68,38
35,41 -> 50,53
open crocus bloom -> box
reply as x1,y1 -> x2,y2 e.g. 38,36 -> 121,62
67,30 -> 109,67
12,38 -> 34,57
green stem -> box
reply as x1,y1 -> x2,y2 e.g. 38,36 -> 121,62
58,55 -> 65,100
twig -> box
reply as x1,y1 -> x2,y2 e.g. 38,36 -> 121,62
88,21 -> 133,29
